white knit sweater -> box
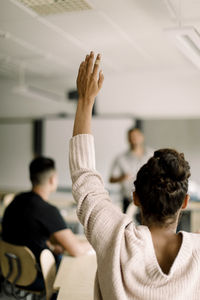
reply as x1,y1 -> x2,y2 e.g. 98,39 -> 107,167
69,134 -> 200,300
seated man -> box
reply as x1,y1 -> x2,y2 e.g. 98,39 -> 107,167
2,156 -> 92,291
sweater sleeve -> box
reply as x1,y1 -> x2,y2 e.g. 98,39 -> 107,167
69,134 -> 131,253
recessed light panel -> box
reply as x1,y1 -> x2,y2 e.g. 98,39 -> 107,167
18,0 -> 92,16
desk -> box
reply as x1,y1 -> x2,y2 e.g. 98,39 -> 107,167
54,254 -> 97,300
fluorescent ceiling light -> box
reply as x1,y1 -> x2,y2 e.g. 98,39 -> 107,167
165,26 -> 200,69
13,85 -> 63,103
164,0 -> 177,20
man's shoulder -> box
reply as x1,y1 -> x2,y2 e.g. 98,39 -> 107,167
2,192 -> 34,220
33,197 -> 59,215
6,191 -> 31,206
12,191 -> 53,209
16,192 -> 60,219
42,200 -> 58,212
12,191 -> 41,204
14,191 -> 36,199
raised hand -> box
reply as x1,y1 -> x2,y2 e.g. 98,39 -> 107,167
73,51 -> 104,136
76,51 -> 104,106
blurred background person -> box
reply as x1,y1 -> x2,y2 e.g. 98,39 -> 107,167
109,127 -> 153,213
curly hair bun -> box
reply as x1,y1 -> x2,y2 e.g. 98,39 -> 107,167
153,149 -> 190,182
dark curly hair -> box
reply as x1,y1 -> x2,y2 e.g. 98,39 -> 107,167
134,149 -> 191,223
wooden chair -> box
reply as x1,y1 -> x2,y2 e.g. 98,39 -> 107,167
0,193 -> 15,236
3,193 -> 15,207
0,240 -> 56,300
40,249 -> 57,300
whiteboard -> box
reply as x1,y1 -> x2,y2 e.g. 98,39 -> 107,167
0,123 -> 32,191
43,117 -> 134,190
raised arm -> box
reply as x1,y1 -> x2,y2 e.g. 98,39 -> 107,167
69,52 -> 131,253
73,51 -> 104,136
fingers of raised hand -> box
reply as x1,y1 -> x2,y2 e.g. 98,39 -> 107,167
86,51 -> 94,76
98,70 -> 104,89
84,54 -> 89,72
76,62 -> 86,96
92,53 -> 101,80
77,61 -> 85,81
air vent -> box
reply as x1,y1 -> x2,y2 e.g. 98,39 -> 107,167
18,0 -> 92,16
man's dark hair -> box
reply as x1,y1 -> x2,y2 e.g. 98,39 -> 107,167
134,149 -> 191,224
29,157 -> 56,186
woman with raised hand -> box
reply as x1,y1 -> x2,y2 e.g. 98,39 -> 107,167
69,51 -> 200,300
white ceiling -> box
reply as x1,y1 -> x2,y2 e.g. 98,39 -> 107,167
1,0 -> 200,118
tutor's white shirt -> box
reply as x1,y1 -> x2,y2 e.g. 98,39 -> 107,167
110,147 -> 153,199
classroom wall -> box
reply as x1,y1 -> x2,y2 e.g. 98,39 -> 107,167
143,119 -> 200,185
97,69 -> 200,118
0,122 -> 33,190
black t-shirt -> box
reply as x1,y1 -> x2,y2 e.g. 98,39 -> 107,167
2,191 -> 67,262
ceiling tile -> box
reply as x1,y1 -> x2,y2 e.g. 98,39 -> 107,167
0,0 -> 34,21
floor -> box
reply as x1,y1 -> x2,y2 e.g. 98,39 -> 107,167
0,293 -> 17,300
0,284 -> 43,300
0,291 -> 44,300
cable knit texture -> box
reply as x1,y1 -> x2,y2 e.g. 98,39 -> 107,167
69,134 -> 200,300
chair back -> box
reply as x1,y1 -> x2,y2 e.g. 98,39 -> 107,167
40,249 -> 56,300
3,193 -> 15,207
0,240 -> 37,286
